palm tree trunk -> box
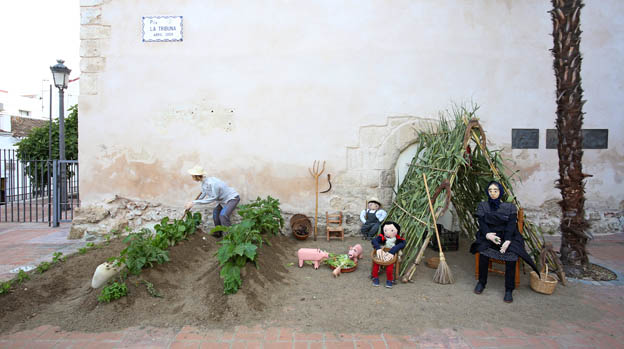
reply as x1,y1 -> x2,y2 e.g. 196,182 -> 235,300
550,0 -> 591,268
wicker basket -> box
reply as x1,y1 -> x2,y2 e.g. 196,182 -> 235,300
530,265 -> 558,295
290,214 -> 311,240
426,256 -> 440,269
371,248 -> 398,266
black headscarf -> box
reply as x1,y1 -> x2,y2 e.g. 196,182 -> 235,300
486,181 -> 504,210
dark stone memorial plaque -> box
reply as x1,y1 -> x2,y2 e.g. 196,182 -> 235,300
583,129 -> 609,149
512,129 -> 539,149
546,129 -> 608,149
546,129 -> 558,149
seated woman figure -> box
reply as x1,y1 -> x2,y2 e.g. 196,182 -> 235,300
470,181 -> 538,303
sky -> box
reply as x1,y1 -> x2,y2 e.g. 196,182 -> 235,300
0,0 -> 80,95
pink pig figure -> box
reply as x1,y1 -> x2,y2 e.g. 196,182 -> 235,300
348,244 -> 363,263
297,248 -> 329,269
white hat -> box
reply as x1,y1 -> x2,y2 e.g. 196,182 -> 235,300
188,165 -> 207,176
367,197 -> 382,207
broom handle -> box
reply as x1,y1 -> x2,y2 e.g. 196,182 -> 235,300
423,174 -> 444,256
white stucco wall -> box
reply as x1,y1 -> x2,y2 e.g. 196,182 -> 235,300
79,0 -> 623,234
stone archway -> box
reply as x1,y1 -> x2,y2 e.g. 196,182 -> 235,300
329,116 -> 437,232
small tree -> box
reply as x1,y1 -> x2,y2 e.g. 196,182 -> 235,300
15,104 -> 78,187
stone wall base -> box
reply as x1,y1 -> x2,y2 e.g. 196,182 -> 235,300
524,199 -> 624,237
70,196 -> 622,240
69,196 -> 367,240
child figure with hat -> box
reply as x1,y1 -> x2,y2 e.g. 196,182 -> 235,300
359,197 -> 387,240
184,165 -> 240,237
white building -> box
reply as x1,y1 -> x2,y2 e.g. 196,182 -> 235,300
0,90 -> 44,149
76,0 -> 623,235
0,78 -> 79,149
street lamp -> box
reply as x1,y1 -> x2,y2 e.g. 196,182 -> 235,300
50,59 -> 71,223
50,59 -> 71,161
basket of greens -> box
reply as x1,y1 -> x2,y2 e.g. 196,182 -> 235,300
325,253 -> 357,272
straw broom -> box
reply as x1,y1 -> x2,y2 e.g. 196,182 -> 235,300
423,173 -> 454,284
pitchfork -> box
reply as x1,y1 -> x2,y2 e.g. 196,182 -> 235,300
308,160 -> 325,241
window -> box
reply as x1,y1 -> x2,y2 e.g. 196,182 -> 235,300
18,110 -> 31,117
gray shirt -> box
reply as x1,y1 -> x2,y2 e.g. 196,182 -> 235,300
193,177 -> 239,206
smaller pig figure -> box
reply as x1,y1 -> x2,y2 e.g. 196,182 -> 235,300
297,248 -> 329,269
348,244 -> 363,263
332,266 -> 342,277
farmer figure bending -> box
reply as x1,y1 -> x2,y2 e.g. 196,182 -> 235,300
184,166 -> 240,237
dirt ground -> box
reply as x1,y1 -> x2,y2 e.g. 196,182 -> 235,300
0,230 -> 610,336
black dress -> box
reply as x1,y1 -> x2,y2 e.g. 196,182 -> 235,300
470,201 -> 539,274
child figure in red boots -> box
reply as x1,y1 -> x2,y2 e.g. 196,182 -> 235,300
371,221 -> 406,288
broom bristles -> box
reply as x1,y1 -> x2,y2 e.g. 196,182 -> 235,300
433,256 -> 454,284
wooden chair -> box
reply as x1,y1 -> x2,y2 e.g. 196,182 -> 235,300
325,211 -> 344,241
475,208 -> 525,287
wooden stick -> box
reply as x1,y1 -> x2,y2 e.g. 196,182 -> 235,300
408,164 -> 455,173
403,231 -> 434,282
392,201 -> 428,226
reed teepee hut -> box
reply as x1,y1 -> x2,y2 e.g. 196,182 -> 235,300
387,106 -> 547,278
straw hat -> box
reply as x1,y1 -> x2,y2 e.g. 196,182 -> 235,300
187,165 -> 207,176
367,197 -> 382,207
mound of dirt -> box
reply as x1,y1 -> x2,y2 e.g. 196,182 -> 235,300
0,231 -> 293,333
0,233 -> 612,336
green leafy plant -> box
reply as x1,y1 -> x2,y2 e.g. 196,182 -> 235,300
78,247 -> 87,255
237,196 -> 284,235
115,229 -> 170,275
109,212 -> 202,276
152,212 -> 202,249
0,280 -> 12,295
214,196 -> 284,294
140,279 -> 162,298
86,242 -> 95,249
52,252 -> 65,263
36,261 -> 51,274
16,270 -> 30,284
215,219 -> 262,294
212,196 -> 284,294
98,281 -> 128,303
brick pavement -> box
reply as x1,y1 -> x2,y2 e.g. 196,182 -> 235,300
0,223 -> 87,281
0,224 -> 623,348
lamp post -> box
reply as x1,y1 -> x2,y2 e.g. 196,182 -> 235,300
50,60 -> 71,222
50,59 -> 71,161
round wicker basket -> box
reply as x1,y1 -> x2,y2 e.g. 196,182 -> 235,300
529,265 -> 558,295
290,214 -> 311,240
370,248 -> 397,266
426,256 -> 440,269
